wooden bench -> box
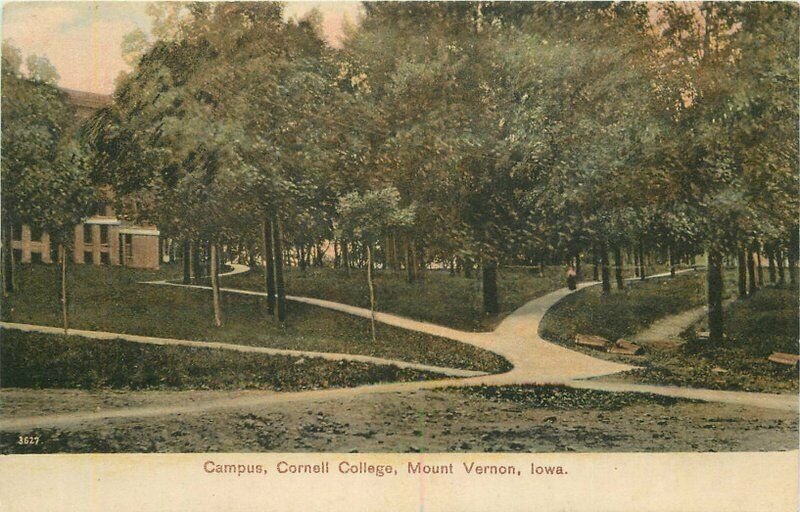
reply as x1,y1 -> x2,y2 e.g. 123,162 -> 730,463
767,352 -> 800,367
608,339 -> 644,356
575,334 -> 610,351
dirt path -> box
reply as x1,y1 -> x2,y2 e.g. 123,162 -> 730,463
633,306 -> 706,348
144,280 -> 635,382
4,387 -> 796,453
633,296 -> 737,349
2,269 -> 796,432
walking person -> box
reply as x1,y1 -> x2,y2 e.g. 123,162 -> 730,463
566,265 -> 577,291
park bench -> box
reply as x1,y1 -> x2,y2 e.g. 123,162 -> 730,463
767,352 -> 800,367
608,339 -> 644,356
575,334 -> 643,355
575,334 -> 610,351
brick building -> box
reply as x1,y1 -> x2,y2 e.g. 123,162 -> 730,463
9,88 -> 161,270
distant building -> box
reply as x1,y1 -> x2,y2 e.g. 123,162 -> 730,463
10,88 -> 161,269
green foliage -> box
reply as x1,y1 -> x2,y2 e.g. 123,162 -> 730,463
1,41 -> 22,75
724,286 -> 799,355
24,54 -> 59,85
1,41 -> 95,242
336,187 -> 415,244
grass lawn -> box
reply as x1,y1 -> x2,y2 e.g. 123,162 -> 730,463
629,284 -> 800,393
540,269 -> 798,393
722,285 -> 799,355
539,272 -> 708,343
1,264 -> 510,373
214,265 -> 566,331
0,330 -> 441,391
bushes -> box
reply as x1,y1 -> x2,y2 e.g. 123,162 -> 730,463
453,384 -> 684,411
724,286 -> 798,355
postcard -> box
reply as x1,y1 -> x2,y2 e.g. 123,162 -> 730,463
1,2 -> 797,511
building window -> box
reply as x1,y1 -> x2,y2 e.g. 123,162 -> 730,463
100,251 -> 110,265
84,251 -> 93,264
100,225 -> 109,245
31,252 -> 42,264
124,234 -> 133,261
83,226 -> 93,245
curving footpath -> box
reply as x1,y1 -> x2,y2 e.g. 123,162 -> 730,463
1,269 -> 796,432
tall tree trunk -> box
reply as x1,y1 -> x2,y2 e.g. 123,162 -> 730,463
747,245 -> 757,295
638,239 -> 646,280
209,242 -> 223,327
298,245 -> 307,271
756,245 -> 764,287
392,235 -> 400,271
59,244 -> 69,334
271,218 -> 287,322
482,258 -> 499,315
707,248 -> 724,344
776,249 -> 785,287
342,239 -> 350,275
768,247 -> 776,284
405,239 -> 416,284
669,245 -> 676,277
633,246 -> 640,278
205,241 -> 212,276
789,230 -> 799,286
600,241 -> 611,294
333,240 -> 340,269
574,251 -> 581,280
182,239 -> 191,284
191,240 -> 201,283
385,235 -> 394,271
737,247 -> 747,297
315,243 -> 323,267
3,218 -> 14,294
614,245 -> 624,290
366,244 -> 377,342
464,256 -> 473,279
261,219 -> 276,315
592,248 -> 600,281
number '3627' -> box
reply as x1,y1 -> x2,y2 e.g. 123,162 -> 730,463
17,435 -> 40,446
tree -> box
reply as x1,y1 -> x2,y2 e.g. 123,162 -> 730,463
336,187 -> 414,342
2,41 -> 77,295
657,3 -> 799,343
1,41 -> 95,325
26,146 -> 96,332
25,54 -> 60,85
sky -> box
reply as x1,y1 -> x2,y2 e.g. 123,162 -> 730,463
1,1 -> 363,94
